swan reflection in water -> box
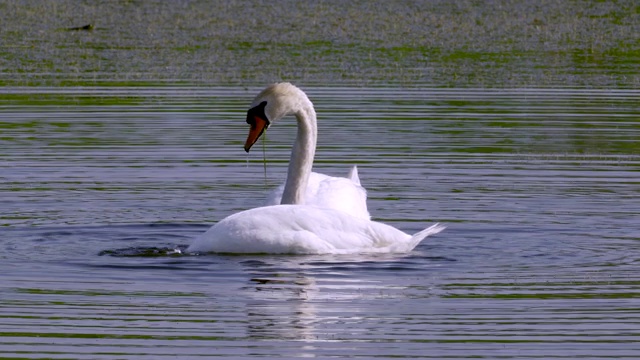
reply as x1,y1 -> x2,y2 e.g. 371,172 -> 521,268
239,254 -> 415,350
241,258 -> 320,356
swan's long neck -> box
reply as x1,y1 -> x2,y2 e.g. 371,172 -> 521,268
280,105 -> 317,205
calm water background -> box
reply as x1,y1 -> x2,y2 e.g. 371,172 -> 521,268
1,87 -> 639,358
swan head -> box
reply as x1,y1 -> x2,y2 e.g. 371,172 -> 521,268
244,82 -> 311,152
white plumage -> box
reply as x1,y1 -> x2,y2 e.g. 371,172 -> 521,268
265,166 -> 370,220
187,82 -> 443,254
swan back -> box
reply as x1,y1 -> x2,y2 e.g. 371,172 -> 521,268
187,205 -> 443,254
264,169 -> 370,220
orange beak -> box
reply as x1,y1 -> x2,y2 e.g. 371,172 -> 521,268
244,115 -> 269,152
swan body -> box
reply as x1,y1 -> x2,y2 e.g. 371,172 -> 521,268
187,205 -> 445,254
188,82 -> 444,255
265,165 -> 370,220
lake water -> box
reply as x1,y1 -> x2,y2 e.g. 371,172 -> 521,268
1,87 -> 639,359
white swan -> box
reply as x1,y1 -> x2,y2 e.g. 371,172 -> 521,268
187,82 -> 445,254
251,84 -> 369,220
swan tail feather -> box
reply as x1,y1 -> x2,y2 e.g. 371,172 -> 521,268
408,223 -> 446,248
347,165 -> 361,185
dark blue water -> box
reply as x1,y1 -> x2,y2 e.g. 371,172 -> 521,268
1,87 -> 639,359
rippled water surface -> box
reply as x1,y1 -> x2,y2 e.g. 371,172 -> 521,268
1,87 -> 639,359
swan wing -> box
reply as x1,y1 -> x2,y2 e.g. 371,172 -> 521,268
346,165 -> 361,185
264,169 -> 370,219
